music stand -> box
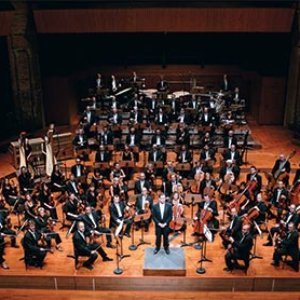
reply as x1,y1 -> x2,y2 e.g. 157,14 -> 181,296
129,214 -> 150,251
183,193 -> 202,219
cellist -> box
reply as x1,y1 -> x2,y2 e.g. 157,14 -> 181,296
271,154 -> 291,187
246,166 -> 262,199
169,195 -> 186,233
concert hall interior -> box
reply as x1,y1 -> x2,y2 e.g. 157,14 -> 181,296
0,0 -> 300,299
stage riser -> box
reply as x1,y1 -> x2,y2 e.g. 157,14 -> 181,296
0,276 -> 299,292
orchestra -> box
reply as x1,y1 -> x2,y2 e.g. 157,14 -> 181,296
0,72 -> 299,275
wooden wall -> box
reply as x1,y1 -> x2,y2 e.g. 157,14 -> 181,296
0,11 -> 13,36
34,8 -> 294,33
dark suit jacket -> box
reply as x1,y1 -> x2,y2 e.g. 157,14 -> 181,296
108,113 -> 123,124
98,131 -> 114,145
82,211 -> 101,232
200,149 -> 216,161
126,134 -> 141,146
95,151 -> 111,163
272,159 -> 291,176
23,230 -> 43,255
197,200 -> 218,217
223,150 -> 241,165
177,151 -> 192,163
72,230 -> 92,256
223,136 -> 238,149
72,135 -> 88,148
129,111 -> 143,123
109,202 -> 126,228
232,231 -> 253,260
148,150 -> 164,162
293,169 -> 300,185
81,111 -> 97,125
199,112 -> 213,126
152,202 -> 172,227
71,164 -> 85,178
281,230 -> 299,258
246,173 -> 262,193
134,180 -> 152,194
151,135 -> 166,146
135,195 -> 153,214
271,188 -> 289,206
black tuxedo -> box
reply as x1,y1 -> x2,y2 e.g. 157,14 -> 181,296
152,202 -> 173,250
134,180 -> 152,194
199,179 -> 217,195
200,149 -> 216,162
223,136 -> 238,149
95,151 -> 111,163
219,165 -> 240,181
129,111 -> 143,123
155,113 -> 168,125
81,110 -> 97,125
71,164 -> 85,178
147,98 -> 158,112
66,180 -> 79,195
246,173 -> 262,194
176,129 -> 190,145
109,202 -> 131,235
151,135 -> 166,146
148,149 -> 164,162
156,80 -> 169,92
177,150 -> 192,163
108,113 -> 123,124
98,131 -> 114,145
271,188 -> 289,207
223,150 -> 241,165
73,134 -> 88,149
199,112 -> 213,126
126,134 -> 141,147
18,172 -> 32,193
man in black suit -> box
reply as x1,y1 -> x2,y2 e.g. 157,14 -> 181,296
246,166 -> 262,197
126,127 -> 141,148
223,130 -> 237,149
177,145 -> 192,164
109,195 -> 132,237
272,154 -> 291,186
151,129 -> 166,147
98,126 -> 114,145
199,107 -> 213,127
81,206 -> 114,248
152,193 -> 173,254
224,224 -> 253,272
66,175 -> 80,196
135,187 -> 153,231
220,73 -> 231,92
155,108 -> 168,125
176,126 -> 190,146
219,160 -> 240,183
134,172 -> 152,194
22,220 -> 48,268
270,180 -> 289,219
71,159 -> 85,179
108,107 -> 123,125
18,166 -> 33,194
200,144 -> 216,165
156,76 -> 169,92
199,172 -> 217,195
73,128 -> 88,150
72,221 -> 112,270
223,144 -> 242,166
272,222 -> 299,272
177,108 -> 191,125
129,106 -> 143,125
148,145 -> 164,162
95,145 -> 111,163
81,106 -> 97,128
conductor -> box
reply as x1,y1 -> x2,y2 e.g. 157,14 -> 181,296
152,193 -> 172,254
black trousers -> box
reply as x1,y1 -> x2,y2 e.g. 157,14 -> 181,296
155,225 -> 169,250
82,243 -> 108,266
225,249 -> 249,270
273,247 -> 299,271
97,226 -> 112,244
0,245 -> 5,264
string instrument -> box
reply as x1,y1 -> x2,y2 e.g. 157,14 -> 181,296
203,186 -> 215,198
193,206 -> 213,235
169,204 -> 185,231
227,192 -> 247,212
246,176 -> 258,201
124,204 -> 135,220
190,172 -> 204,194
241,206 -> 260,225
135,201 -> 152,223
289,180 -> 300,206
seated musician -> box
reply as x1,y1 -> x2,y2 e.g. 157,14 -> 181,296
0,232 -> 8,269
271,154 -> 291,186
51,164 -> 66,193
134,172 -> 152,194
270,180 -> 289,220
176,125 -> 190,145
71,158 -> 86,180
177,145 -> 192,164
169,94 -> 181,120
169,195 -> 186,233
38,182 -> 58,221
109,195 -> 132,237
95,144 -> 110,164
200,144 -> 216,166
121,145 -> 135,180
177,108 -> 192,125
22,220 -> 48,268
190,161 -> 212,180
200,131 -> 212,148
224,224 -> 253,272
126,127 -> 141,148
232,87 -> 243,104
199,172 -> 217,196
162,161 -> 177,182
128,93 -> 142,109
194,193 -> 219,236
188,94 -> 200,111
151,129 -> 166,147
223,130 -> 237,149
144,163 -> 156,186
155,107 -> 169,125
82,206 -> 114,248
223,144 -> 242,166
199,107 -> 213,127
109,163 -> 126,182
147,93 -> 159,116
81,106 -> 97,134
95,72 -> 103,92
63,193 -> 82,222
293,163 -> 300,185
164,173 -> 182,198
85,185 -> 97,208
73,221 -> 113,270
108,107 -> 123,125
129,106 -> 143,125
98,126 -> 114,145
246,166 -> 262,198
0,209 -> 18,248
2,177 -> 19,208
271,222 -> 299,272
34,207 -> 62,252
18,166 -> 33,194
264,204 -> 299,247
24,193 -> 38,220
72,128 -> 88,150
110,75 -> 120,94
221,207 -> 242,249
156,75 -> 169,92
219,160 -> 240,183
66,174 -> 81,196
148,144 -> 164,162
135,187 -> 153,232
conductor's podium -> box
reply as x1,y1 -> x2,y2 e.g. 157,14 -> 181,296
143,247 -> 186,276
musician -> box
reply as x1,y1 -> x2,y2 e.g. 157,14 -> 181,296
176,125 -> 190,146
155,108 -> 168,125
98,126 -> 114,145
95,144 -> 111,163
190,161 -> 211,179
128,93 -> 141,110
147,93 -> 159,115
73,221 -> 112,270
38,182 -> 58,221
109,163 -> 126,182
66,174 -> 80,196
126,127 -> 141,147
0,233 -> 8,269
108,107 -> 123,125
220,73 -> 231,92
200,131 -> 213,148
199,172 -> 217,195
270,180 -> 289,219
264,204 -> 299,247
121,145 -> 135,179
164,173 -> 181,197
246,166 -> 262,197
152,193 -> 173,254
169,94 -> 181,119
144,163 -> 156,185
109,195 -> 132,237
177,145 -> 192,164
18,132 -> 32,169
188,94 -> 200,110
51,164 -> 66,193
156,76 -> 169,92
199,107 -> 213,127
2,178 -> 19,207
129,106 -> 143,124
110,75 -> 120,94
134,172 -> 152,194
223,144 -> 242,166
135,187 -> 153,232
81,106 -> 97,128
272,154 -> 291,186
200,144 -> 216,165
170,196 -> 186,233
219,160 -> 240,183
95,73 -> 103,91
271,222 -> 299,272
34,207 -> 62,252
18,166 -> 33,194
177,108 -> 191,125
232,87 -> 242,104
224,224 -> 253,272
72,128 -> 88,149
148,144 -> 164,162
162,161 -> 176,182
22,220 -> 48,268
223,130 -> 237,149
0,212 -> 18,248
151,129 -> 166,146
63,193 -> 82,222
71,158 -> 86,179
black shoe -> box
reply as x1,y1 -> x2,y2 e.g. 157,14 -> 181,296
263,242 -> 273,247
103,257 -> 113,262
124,232 -> 131,238
106,244 -> 116,249
271,261 -> 279,267
223,267 -> 232,272
153,248 -> 159,255
11,244 -> 20,248
83,264 -> 94,270
165,248 -> 170,255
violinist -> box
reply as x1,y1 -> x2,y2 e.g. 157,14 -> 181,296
2,178 -> 19,208
82,206 -> 115,248
71,158 -> 86,179
264,204 -> 299,247
72,221 -> 113,270
245,166 -> 262,199
164,173 -> 181,197
200,144 -> 216,167
22,220 -> 48,268
34,207 -> 62,252
95,144 -> 111,163
85,185 -> 97,208
177,145 -> 192,164
224,224 -> 253,272
109,195 -> 132,237
63,193 -> 83,222
134,172 -> 152,195
271,154 -> 291,186
219,160 -> 240,183
51,164 -> 66,193
270,180 -> 289,220
271,222 -> 299,272
199,172 -> 217,196
176,125 -> 190,146
151,129 -> 166,146
121,145 -> 135,180
223,144 -> 242,166
144,163 -> 156,186
135,187 -> 153,232
66,174 -> 80,196
109,177 -> 127,200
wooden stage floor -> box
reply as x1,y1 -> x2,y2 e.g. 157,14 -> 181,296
0,124 -> 300,292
